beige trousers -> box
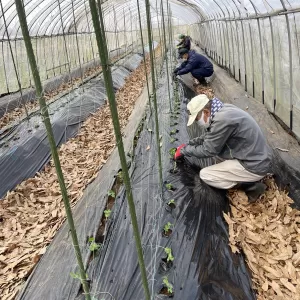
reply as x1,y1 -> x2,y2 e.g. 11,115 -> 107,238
199,159 -> 264,189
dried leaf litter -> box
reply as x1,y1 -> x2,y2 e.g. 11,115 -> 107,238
0,46 -> 161,300
225,177 -> 300,299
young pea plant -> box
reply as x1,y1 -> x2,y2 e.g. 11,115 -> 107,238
162,276 -> 173,294
168,199 -> 175,206
169,148 -> 176,157
164,222 -> 173,234
164,247 -> 174,262
165,183 -> 173,190
107,190 -> 115,198
117,171 -> 124,183
170,129 -> 177,135
88,237 -> 101,252
170,137 -> 176,143
173,161 -> 177,172
104,209 -> 111,219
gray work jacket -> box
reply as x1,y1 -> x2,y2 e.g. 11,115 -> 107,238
181,104 -> 272,175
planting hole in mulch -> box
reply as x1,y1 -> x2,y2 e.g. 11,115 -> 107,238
165,201 -> 176,212
166,186 -> 176,192
162,229 -> 172,238
170,129 -> 179,136
159,286 -> 174,298
169,168 -> 178,174
159,257 -> 173,273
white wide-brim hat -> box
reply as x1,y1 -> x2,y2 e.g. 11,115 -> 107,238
187,94 -> 210,126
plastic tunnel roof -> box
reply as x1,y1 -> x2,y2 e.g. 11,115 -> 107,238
0,0 -> 299,39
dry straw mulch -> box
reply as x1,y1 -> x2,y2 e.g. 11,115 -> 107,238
225,178 -> 300,299
0,47 -> 160,300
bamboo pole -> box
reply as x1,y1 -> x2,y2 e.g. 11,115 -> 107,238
88,1 -> 151,299
160,0 -> 171,111
136,0 -> 151,109
144,0 -> 163,187
14,1 -> 91,299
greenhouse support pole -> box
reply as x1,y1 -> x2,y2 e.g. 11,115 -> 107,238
249,23 -> 255,98
279,0 -> 293,130
151,16 -> 160,81
0,0 -> 29,119
144,0 -> 163,187
284,14 -> 294,130
136,0 -> 151,107
229,20 -> 235,77
57,0 -> 74,89
88,1 -> 151,300
257,18 -> 264,104
235,20 -> 241,82
269,17 -> 277,112
160,0 -> 172,111
240,20 -> 247,91
166,1 -> 173,73
71,0 -> 84,83
14,1 -> 91,300
97,0 -> 108,61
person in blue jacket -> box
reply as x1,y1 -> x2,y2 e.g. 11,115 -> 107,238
174,48 -> 214,85
176,34 -> 191,51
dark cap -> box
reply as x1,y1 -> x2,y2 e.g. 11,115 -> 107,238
178,48 -> 189,57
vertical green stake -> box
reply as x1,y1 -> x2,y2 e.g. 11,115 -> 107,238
144,0 -> 163,187
14,1 -> 91,300
160,0 -> 172,111
136,0 -> 151,109
88,1 -> 151,300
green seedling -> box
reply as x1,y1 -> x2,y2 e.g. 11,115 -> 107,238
173,161 -> 177,171
169,148 -> 176,157
88,237 -> 101,252
168,199 -> 175,205
162,276 -> 173,294
170,137 -> 176,143
104,209 -> 111,219
117,171 -> 124,183
107,190 -> 115,198
164,222 -> 173,234
164,247 -> 174,262
165,183 -> 173,190
170,129 -> 177,135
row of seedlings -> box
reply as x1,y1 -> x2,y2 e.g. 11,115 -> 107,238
158,71 -> 182,298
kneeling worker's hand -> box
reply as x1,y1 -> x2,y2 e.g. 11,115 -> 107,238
174,144 -> 186,160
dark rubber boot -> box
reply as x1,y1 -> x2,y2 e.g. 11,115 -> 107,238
196,76 -> 207,86
236,182 -> 267,203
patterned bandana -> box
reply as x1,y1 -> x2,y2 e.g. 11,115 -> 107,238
210,97 -> 224,119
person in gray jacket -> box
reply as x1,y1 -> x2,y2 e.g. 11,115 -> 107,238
174,94 -> 273,202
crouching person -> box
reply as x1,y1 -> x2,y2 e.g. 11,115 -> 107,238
173,48 -> 213,86
174,94 -> 272,202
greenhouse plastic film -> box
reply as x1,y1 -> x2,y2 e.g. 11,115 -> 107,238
87,67 -> 255,300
